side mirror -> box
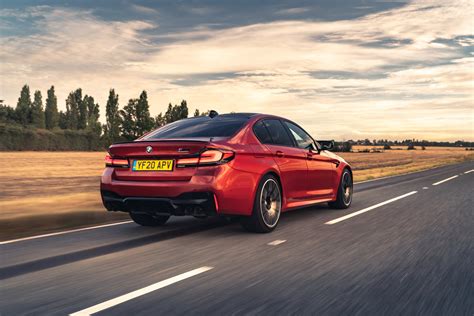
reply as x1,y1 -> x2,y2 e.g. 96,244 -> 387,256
318,140 -> 334,151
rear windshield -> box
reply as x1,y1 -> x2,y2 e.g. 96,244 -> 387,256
143,116 -> 249,139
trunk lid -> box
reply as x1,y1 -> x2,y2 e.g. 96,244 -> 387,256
108,139 -> 210,182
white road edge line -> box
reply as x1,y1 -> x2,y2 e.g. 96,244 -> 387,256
325,191 -> 418,225
69,266 -> 213,316
268,240 -> 286,246
432,175 -> 459,186
464,169 -> 474,174
0,221 -> 133,245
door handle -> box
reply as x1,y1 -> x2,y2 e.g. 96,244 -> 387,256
275,151 -> 284,158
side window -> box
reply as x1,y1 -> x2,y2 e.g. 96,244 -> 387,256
263,119 -> 294,147
253,121 -> 273,144
284,121 -> 314,150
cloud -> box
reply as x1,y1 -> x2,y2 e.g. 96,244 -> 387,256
275,7 -> 310,15
0,0 -> 472,141
130,4 -> 159,15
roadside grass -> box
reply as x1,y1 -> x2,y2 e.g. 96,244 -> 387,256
1,147 -> 472,240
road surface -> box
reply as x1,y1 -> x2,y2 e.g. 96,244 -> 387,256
1,162 -> 473,315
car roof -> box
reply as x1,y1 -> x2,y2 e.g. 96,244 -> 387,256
216,112 -> 258,118
217,112 -> 285,120
177,112 -> 285,122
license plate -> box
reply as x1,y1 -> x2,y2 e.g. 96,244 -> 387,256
132,160 -> 174,171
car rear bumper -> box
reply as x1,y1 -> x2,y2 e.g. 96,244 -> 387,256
101,190 -> 217,217
100,164 -> 261,216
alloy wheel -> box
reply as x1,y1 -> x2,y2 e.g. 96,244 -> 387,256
342,171 -> 353,206
260,179 -> 282,228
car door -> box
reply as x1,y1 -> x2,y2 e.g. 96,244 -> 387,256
259,119 -> 309,201
283,120 -> 337,199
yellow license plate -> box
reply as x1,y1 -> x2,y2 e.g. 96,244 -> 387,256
132,160 -> 174,171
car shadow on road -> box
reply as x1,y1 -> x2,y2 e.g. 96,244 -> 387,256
0,217 -> 229,281
1,203 -> 336,281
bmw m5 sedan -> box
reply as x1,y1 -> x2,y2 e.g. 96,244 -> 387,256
101,112 -> 353,233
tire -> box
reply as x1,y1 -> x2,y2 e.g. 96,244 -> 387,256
129,213 -> 170,226
328,168 -> 353,209
241,174 -> 282,233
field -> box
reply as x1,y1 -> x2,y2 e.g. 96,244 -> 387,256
1,147 -> 472,240
341,146 -> 474,181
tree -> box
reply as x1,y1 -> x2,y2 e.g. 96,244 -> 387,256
16,84 -> 32,125
163,100 -> 189,124
84,95 -> 101,135
120,91 -> 156,140
77,89 -> 87,129
163,103 -> 173,123
103,89 -> 122,144
334,141 -> 352,152
58,111 -> 68,129
0,104 -> 17,123
154,113 -> 166,127
45,86 -> 59,129
194,108 -> 209,117
31,90 -> 45,128
177,100 -> 189,120
65,89 -> 81,129
135,91 -> 154,136
120,98 -> 138,140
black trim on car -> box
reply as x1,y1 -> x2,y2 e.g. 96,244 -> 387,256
101,191 -> 217,217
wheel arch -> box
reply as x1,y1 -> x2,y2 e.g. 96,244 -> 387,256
253,169 -> 285,210
334,164 -> 353,196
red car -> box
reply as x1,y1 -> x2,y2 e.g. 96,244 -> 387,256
101,112 -> 353,233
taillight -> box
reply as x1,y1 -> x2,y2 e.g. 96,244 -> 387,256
176,149 -> 234,167
105,154 -> 129,168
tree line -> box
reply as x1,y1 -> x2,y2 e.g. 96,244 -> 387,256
1,84 -> 471,151
344,138 -> 473,148
0,84 -> 210,150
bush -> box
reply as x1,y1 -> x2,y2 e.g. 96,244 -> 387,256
0,123 -> 104,151
407,144 -> 416,150
333,141 -> 352,152
383,144 -> 391,150
421,146 -> 426,150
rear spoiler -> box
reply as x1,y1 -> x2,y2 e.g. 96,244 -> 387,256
111,138 -> 216,146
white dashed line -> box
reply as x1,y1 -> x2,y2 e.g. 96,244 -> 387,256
0,221 -> 133,245
464,169 -> 474,174
267,240 -> 286,246
422,187 -> 429,190
432,175 -> 458,186
325,191 -> 418,225
70,266 -> 214,316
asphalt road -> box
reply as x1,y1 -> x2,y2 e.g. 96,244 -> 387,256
1,162 -> 473,315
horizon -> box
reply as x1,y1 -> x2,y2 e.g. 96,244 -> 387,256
1,0 -> 473,141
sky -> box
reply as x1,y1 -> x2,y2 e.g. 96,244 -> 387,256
0,0 -> 473,141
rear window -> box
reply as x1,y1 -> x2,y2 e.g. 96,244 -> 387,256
143,116 -> 249,139
253,121 -> 273,144
262,119 -> 294,147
